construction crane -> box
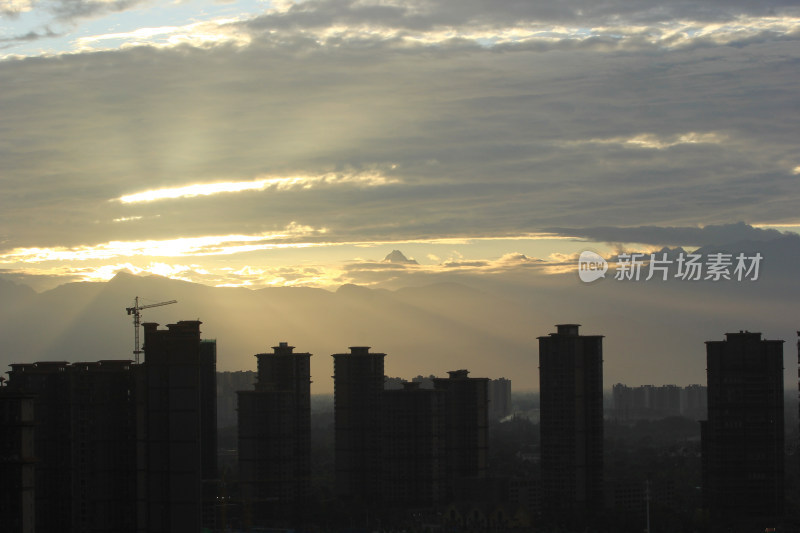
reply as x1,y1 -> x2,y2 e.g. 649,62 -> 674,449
126,296 -> 177,364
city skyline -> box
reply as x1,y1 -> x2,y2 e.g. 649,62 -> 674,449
4,320 -> 795,531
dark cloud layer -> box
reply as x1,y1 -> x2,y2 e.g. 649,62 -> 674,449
545,222 -> 788,247
249,0 -> 800,30
1,0 -> 799,257
1,0 -> 149,21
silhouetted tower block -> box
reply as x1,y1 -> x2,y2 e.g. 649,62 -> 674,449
6,362 -> 72,533
199,339 -> 218,529
432,369 -> 489,501
6,360 -> 138,533
382,382 -> 447,508
332,346 -> 385,503
137,320 -> 216,533
538,324 -> 604,525
238,342 -> 311,526
68,360 -> 137,533
702,331 -> 784,531
0,388 -> 36,533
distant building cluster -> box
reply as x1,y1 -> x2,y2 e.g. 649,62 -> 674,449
612,383 -> 708,420
0,321 -> 794,533
386,373 -> 512,421
217,370 -> 255,427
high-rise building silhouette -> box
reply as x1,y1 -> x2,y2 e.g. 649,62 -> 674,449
382,381 -> 446,508
69,360 -> 138,533
138,320 -> 217,533
198,339 -> 218,529
238,342 -> 311,526
333,346 -> 385,504
3,320 -> 216,533
433,369 -> 489,501
5,362 -> 72,533
701,331 -> 784,531
0,388 -> 35,533
538,324 -> 604,525
5,360 -> 138,533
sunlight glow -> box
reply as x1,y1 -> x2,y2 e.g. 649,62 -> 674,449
0,222 -> 326,263
74,18 -> 253,52
2,0 -> 33,15
117,171 -> 399,204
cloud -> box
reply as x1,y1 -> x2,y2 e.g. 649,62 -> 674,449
14,0 -> 798,53
0,222 -> 328,263
73,18 -> 253,51
0,27 -> 61,45
1,0 -> 799,262
233,0 -> 800,55
543,222 -> 787,247
117,171 -> 399,203
0,0 -> 34,17
557,131 -> 729,150
0,245 -> 558,290
49,0 -> 149,22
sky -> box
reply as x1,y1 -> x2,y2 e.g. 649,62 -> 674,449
1,0 -> 799,291
1,0 -> 800,389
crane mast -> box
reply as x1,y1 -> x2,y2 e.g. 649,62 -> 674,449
125,296 -> 177,364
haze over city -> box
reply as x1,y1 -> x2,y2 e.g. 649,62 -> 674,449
2,0 -> 800,389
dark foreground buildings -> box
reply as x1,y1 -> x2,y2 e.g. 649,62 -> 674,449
702,331 -> 784,532
0,388 -> 35,533
332,346 -> 386,505
138,320 -> 217,533
382,382 -> 447,508
538,324 -> 604,527
331,347 -> 489,516
238,342 -> 311,527
4,360 -> 138,533
3,320 -> 216,533
433,369 -> 489,501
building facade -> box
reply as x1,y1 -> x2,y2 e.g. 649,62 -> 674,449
433,369 -> 489,501
4,320 -> 216,533
5,362 -> 72,533
5,360 -> 138,533
538,324 -> 604,526
69,360 -> 138,533
332,346 -> 385,504
238,342 -> 311,527
382,382 -> 446,508
0,388 -> 36,533
138,320 -> 217,533
702,331 -> 784,532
